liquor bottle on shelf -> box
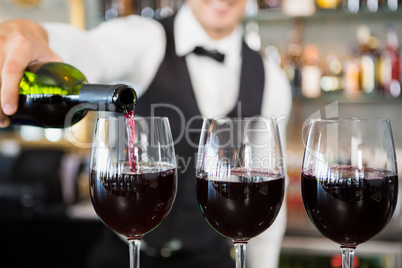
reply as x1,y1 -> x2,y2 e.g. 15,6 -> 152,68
380,0 -> 399,11
356,25 -> 378,94
102,0 -> 136,20
378,24 -> 401,97
361,0 -> 379,12
388,0 -> 399,11
283,30 -> 303,98
258,0 -> 282,10
343,56 -> 360,98
301,45 -> 322,98
316,0 -> 341,10
13,62 -> 137,128
282,0 -> 316,16
343,0 -> 360,13
321,54 -> 343,93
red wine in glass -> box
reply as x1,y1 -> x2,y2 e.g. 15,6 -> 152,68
301,166 -> 398,247
90,167 -> 177,238
301,118 -> 398,268
90,116 -> 177,268
196,169 -> 285,242
196,117 -> 286,268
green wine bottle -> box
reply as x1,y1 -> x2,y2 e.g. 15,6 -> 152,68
12,62 -> 136,128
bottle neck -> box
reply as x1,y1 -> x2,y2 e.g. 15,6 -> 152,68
79,84 -> 136,113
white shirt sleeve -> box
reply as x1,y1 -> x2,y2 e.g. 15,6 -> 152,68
247,56 -> 292,268
43,16 -> 166,98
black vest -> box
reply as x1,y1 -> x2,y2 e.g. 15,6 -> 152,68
135,15 -> 265,256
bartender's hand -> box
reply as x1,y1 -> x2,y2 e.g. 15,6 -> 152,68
0,19 -> 61,127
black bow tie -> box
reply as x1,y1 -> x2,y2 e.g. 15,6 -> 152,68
192,46 -> 225,63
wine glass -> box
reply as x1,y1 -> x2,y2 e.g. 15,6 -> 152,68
89,116 -> 177,268
301,118 -> 398,268
196,117 -> 286,268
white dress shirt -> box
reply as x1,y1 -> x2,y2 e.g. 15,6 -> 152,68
174,4 -> 242,118
44,4 -> 292,268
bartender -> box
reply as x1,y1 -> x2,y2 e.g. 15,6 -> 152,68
0,0 -> 292,267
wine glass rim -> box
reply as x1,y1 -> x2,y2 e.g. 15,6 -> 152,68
97,116 -> 169,121
204,116 -> 278,122
312,117 -> 390,123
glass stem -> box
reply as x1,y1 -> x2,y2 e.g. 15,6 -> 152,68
128,239 -> 141,268
234,242 -> 247,268
341,246 -> 355,268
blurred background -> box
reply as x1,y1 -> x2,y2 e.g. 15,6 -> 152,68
1,0 -> 402,267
